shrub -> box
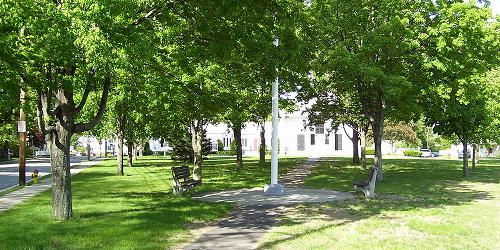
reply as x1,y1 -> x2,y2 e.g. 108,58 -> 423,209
403,150 -> 422,157
168,129 -> 212,162
216,150 -> 235,156
365,148 -> 375,155
143,142 -> 153,156
229,140 -> 237,155
217,139 -> 224,151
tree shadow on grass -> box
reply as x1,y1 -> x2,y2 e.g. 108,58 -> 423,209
259,157 -> 500,248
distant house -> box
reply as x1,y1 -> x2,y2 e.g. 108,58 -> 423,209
205,110 -> 357,156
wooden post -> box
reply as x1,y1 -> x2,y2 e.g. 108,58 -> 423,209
18,88 -> 26,186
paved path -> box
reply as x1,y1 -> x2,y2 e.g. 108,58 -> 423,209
0,159 -> 102,213
279,157 -> 319,187
0,156 -> 91,191
185,157 -> 353,249
183,204 -> 286,250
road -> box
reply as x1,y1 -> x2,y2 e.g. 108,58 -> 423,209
0,156 -> 90,191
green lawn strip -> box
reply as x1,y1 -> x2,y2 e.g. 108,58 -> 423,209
261,157 -> 500,250
0,155 -> 305,249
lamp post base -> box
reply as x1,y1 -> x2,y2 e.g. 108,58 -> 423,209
263,183 -> 284,196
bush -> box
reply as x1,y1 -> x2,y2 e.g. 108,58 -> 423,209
365,148 -> 375,155
403,150 -> 422,157
167,129 -> 212,162
215,150 -> 235,156
143,142 -> 153,156
217,139 -> 224,152
229,140 -> 237,155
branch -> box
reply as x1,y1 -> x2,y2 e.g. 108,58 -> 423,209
74,69 -> 95,113
343,123 -> 354,142
72,76 -> 112,133
36,90 -> 55,135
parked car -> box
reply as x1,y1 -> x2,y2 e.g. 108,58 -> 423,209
35,150 -> 50,157
420,149 -> 432,158
432,151 -> 440,157
458,151 -> 471,159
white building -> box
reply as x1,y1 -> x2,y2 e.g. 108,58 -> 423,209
206,110 -> 357,156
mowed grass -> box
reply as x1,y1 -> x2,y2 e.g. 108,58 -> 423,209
260,157 -> 500,250
0,155 -> 304,249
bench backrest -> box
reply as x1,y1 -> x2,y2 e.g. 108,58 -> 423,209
172,165 -> 191,182
368,166 -> 379,184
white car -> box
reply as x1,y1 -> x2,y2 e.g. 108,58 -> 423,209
35,150 -> 50,157
420,149 -> 432,158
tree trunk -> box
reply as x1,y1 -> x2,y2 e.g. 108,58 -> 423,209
360,126 -> 368,169
86,140 -> 91,161
117,134 -> 124,176
233,122 -> 243,171
104,139 -> 107,157
127,141 -> 133,168
48,128 -> 72,221
259,120 -> 266,167
191,120 -> 203,180
472,144 -> 477,170
352,129 -> 360,164
132,145 -> 138,161
462,139 -> 469,176
372,111 -> 385,181
139,145 -> 143,157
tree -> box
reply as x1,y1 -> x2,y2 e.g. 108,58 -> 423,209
299,81 -> 369,165
420,2 -> 500,176
0,0 -> 169,220
384,122 -> 420,153
167,127 -> 211,163
310,0 -> 425,179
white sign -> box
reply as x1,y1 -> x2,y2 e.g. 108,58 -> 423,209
18,121 -> 26,133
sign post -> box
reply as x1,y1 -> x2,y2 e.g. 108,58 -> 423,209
18,89 -> 26,186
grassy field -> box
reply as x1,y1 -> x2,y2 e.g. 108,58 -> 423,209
0,155 -> 304,249
260,157 -> 500,250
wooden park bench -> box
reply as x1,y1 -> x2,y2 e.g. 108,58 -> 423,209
353,166 -> 379,198
171,165 -> 202,195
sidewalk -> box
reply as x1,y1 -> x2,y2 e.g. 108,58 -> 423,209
0,159 -> 103,213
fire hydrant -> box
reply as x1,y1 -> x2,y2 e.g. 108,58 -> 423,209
31,169 -> 39,184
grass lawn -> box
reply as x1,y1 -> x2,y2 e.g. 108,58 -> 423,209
260,157 -> 500,250
0,155 -> 304,249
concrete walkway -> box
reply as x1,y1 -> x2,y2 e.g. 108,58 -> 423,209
183,204 -> 286,250
185,157 -> 354,249
0,159 -> 102,213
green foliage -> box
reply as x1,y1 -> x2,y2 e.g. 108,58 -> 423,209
420,2 -> 500,145
365,148 -> 375,155
143,142 -> 153,156
168,129 -> 212,163
403,150 -> 422,157
229,140 -> 238,155
216,139 -> 224,152
384,122 -> 420,150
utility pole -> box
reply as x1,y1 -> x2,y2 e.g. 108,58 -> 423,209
18,88 -> 26,186
264,0 -> 284,196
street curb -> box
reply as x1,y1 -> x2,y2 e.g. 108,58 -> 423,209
0,158 -> 103,196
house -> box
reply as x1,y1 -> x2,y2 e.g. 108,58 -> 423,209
205,110 -> 357,156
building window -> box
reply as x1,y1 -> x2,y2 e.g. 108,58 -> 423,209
315,124 -> 324,134
325,134 -> 330,145
311,134 -> 316,145
335,133 -> 342,150
241,138 -> 248,147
